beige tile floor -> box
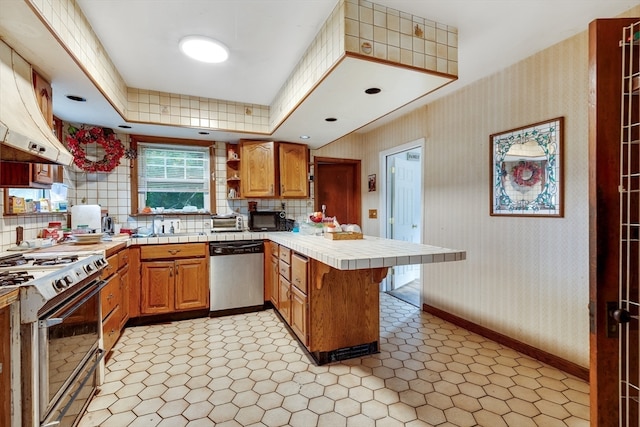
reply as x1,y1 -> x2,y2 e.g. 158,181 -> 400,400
79,294 -> 590,426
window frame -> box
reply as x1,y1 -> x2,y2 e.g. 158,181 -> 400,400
130,135 -> 216,215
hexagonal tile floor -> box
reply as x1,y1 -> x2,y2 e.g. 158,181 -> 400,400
78,294 -> 589,426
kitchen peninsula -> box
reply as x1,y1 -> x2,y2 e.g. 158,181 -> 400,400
265,232 -> 465,364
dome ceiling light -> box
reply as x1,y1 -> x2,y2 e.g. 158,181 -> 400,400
179,36 -> 229,63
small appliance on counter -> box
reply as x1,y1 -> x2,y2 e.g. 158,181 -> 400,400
102,213 -> 114,234
248,210 -> 291,231
211,214 -> 243,232
71,204 -> 102,232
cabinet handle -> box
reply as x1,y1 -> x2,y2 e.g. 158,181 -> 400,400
168,249 -> 181,255
107,293 -> 114,301
169,267 -> 173,277
270,184 -> 274,195
281,184 -> 284,194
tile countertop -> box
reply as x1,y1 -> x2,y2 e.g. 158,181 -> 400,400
20,232 -> 465,271
266,232 -> 466,271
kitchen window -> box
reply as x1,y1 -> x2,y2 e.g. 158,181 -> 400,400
131,136 -> 215,214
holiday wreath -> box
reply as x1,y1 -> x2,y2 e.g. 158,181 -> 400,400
66,126 -> 125,172
511,161 -> 542,187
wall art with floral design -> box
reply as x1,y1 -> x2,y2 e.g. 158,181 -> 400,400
490,117 -> 563,217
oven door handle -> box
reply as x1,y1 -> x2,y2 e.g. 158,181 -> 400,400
38,280 -> 108,329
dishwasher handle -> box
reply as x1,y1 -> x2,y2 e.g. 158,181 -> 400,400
209,240 -> 264,256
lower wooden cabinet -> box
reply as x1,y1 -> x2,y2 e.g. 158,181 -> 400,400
101,247 -> 130,355
140,243 -> 209,315
274,248 -> 309,345
0,304 -> 11,427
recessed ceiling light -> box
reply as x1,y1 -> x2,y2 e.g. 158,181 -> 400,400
118,125 -> 132,129
179,36 -> 229,63
365,87 -> 381,95
198,131 -> 210,135
299,135 -> 310,140
66,95 -> 86,102
325,117 -> 337,122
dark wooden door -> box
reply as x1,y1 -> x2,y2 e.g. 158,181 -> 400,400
589,17 -> 639,427
314,158 -> 361,225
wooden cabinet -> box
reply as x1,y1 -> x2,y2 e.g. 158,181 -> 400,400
264,241 -> 279,306
140,243 -> 209,315
279,142 -> 309,198
33,70 -> 53,127
0,303 -> 11,427
273,246 -> 309,345
101,247 -> 130,355
239,140 -> 309,198
226,143 -> 241,199
240,140 -> 277,197
269,242 -> 386,364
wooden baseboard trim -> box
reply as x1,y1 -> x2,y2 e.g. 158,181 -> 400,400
422,303 -> 589,382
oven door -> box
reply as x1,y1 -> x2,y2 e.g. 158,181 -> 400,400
38,279 -> 107,422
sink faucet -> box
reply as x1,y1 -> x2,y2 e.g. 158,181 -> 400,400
151,214 -> 164,236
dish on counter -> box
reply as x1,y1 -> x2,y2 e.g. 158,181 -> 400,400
71,233 -> 104,244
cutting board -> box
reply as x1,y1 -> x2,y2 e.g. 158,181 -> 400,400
71,204 -> 102,231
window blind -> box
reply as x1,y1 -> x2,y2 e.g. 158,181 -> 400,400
138,144 -> 210,193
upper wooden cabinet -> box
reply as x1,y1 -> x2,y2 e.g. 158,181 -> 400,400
279,142 -> 309,198
33,70 -> 53,128
240,140 -> 277,197
239,140 -> 309,198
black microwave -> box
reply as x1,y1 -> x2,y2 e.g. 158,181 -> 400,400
249,210 -> 287,231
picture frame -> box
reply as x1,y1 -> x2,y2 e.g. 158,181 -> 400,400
490,117 -> 563,217
368,174 -> 376,192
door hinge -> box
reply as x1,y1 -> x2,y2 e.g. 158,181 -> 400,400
391,166 -> 395,174
389,217 -> 394,225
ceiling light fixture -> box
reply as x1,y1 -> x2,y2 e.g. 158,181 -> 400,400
198,131 -> 210,135
179,36 -> 229,63
66,95 -> 86,102
365,87 -> 381,95
118,125 -> 132,129
299,135 -> 310,140
325,117 -> 337,122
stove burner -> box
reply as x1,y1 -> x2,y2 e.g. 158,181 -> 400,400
32,255 -> 79,266
0,271 -> 35,287
0,255 -> 27,268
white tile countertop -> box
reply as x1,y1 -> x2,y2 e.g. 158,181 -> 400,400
266,232 -> 466,271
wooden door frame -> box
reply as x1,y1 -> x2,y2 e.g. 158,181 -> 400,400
588,18 -> 639,427
313,157 -> 361,225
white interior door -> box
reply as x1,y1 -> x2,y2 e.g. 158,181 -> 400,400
381,141 -> 423,292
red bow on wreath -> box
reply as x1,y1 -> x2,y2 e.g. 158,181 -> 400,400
66,126 -> 125,172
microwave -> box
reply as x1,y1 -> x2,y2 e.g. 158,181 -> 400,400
249,210 -> 287,231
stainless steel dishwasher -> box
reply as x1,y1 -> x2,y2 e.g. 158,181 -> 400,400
209,240 -> 264,313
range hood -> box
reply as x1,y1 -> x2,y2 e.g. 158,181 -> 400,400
0,40 -> 73,165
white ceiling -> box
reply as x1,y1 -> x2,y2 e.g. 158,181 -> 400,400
3,0 -> 639,149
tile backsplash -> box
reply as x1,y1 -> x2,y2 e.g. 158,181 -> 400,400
0,135 -> 314,252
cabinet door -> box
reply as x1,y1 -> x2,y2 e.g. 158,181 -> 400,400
141,261 -> 174,314
291,253 -> 308,293
119,266 -> 130,329
279,142 -> 309,198
175,258 -> 209,311
32,163 -> 54,185
290,284 -> 308,345
240,140 -> 276,197
101,273 -> 120,319
0,306 -> 10,427
279,276 -> 291,323
270,255 -> 279,309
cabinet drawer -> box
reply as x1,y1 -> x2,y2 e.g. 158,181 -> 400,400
101,253 -> 119,279
279,259 -> 291,280
270,243 -> 279,257
291,253 -> 308,294
101,273 -> 120,319
279,246 -> 291,263
141,243 -> 206,260
102,306 -> 120,354
118,248 -> 130,269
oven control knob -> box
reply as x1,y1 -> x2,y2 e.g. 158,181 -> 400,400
85,264 -> 94,273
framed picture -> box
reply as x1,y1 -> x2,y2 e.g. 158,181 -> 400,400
490,117 -> 563,217
368,174 -> 376,192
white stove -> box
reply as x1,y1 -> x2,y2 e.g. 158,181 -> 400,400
0,252 -> 108,322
